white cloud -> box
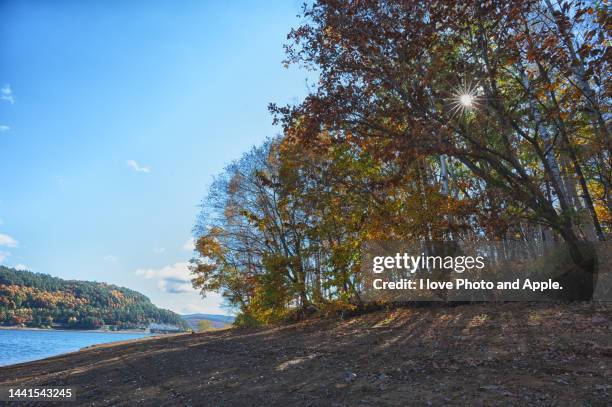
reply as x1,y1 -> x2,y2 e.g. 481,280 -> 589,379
104,254 -> 118,262
154,247 -> 166,254
0,251 -> 9,263
158,278 -> 193,294
136,261 -> 191,280
175,291 -> 228,315
183,237 -> 196,251
135,262 -> 228,315
14,263 -> 28,271
126,159 -> 150,173
0,125 -> 10,133
0,233 -> 18,247
1,84 -> 14,104
136,262 -> 194,294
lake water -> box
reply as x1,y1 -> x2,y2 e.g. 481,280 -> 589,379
0,329 -> 150,366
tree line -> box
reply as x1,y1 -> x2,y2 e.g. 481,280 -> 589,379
0,266 -> 189,330
190,0 -> 610,325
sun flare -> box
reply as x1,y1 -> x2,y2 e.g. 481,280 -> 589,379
447,79 -> 481,116
459,94 -> 474,107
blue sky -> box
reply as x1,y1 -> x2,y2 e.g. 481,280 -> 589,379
0,0 -> 310,315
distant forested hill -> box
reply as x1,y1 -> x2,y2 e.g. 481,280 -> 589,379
0,266 -> 189,330
181,313 -> 235,330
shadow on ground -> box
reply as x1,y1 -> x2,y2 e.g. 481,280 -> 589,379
1,302 -> 611,406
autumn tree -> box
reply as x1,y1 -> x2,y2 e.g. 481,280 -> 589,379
191,134 -> 484,322
192,0 -> 609,324
273,0 -> 610,265
191,141 -> 316,323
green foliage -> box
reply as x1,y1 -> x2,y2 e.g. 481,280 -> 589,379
232,312 -> 263,328
198,319 -> 213,332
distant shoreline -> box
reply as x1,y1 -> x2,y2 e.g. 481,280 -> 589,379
0,326 -> 148,334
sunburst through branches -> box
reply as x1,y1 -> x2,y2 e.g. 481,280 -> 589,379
447,79 -> 481,117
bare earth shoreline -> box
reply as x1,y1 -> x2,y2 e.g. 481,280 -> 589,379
1,302 -> 611,406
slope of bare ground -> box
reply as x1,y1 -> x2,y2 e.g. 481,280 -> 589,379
1,302 -> 611,406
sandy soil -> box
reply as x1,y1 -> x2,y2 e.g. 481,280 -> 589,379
1,302 -> 611,406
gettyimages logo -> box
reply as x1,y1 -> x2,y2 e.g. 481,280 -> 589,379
361,241 -> 612,303
372,253 -> 485,274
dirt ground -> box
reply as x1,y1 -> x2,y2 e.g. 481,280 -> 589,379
1,302 -> 611,406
